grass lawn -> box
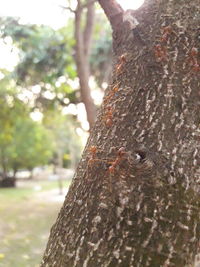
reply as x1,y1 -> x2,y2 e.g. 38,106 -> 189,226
0,179 -> 71,267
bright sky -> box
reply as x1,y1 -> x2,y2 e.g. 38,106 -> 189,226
0,0 -> 68,70
117,0 -> 144,10
0,0 -> 144,28
0,0 -> 67,29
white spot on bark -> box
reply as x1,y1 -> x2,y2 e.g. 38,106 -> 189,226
116,206 -> 123,217
77,200 -> 83,205
92,215 -> 101,225
123,10 -> 139,30
144,217 -> 153,223
142,219 -> 158,248
125,246 -> 132,251
136,194 -> 144,211
87,242 -> 95,247
108,229 -> 114,241
99,202 -> 108,209
177,221 -> 189,231
119,196 -> 129,206
113,249 -> 120,259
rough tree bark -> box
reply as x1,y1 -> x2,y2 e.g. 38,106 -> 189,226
74,0 -> 96,129
41,0 -> 200,266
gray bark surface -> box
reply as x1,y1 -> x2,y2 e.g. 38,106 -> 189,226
41,0 -> 200,266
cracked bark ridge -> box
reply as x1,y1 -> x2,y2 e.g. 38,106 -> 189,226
41,0 -> 200,266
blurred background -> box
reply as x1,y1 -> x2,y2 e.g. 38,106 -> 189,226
0,0 -> 143,266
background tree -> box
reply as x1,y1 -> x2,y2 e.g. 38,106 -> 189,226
0,72 -> 84,186
41,0 -> 200,266
43,110 -> 83,170
0,15 -> 112,128
0,77 -> 54,183
62,0 -> 113,128
74,0 -> 96,128
43,110 -> 83,194
62,0 -> 97,128
0,17 -> 93,186
8,117 -> 54,177
0,17 -> 78,110
0,76 -> 27,180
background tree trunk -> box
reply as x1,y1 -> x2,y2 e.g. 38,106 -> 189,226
0,149 -> 7,180
41,0 -> 200,266
74,0 -> 96,129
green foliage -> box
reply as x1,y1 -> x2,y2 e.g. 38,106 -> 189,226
0,77 -> 27,151
0,17 -> 78,111
43,110 -> 83,168
0,78 -> 54,176
0,13 -> 111,177
0,17 -> 71,85
8,117 -> 54,172
0,14 -> 112,102
0,71 -> 82,178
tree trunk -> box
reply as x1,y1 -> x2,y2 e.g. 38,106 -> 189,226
75,0 -> 96,129
41,0 -> 200,266
0,149 -> 7,180
13,167 -> 18,179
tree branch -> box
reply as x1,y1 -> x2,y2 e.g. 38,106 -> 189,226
97,0 -> 124,30
83,0 -> 95,57
59,5 -> 76,13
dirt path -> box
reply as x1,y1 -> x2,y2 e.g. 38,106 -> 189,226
0,186 -> 70,267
